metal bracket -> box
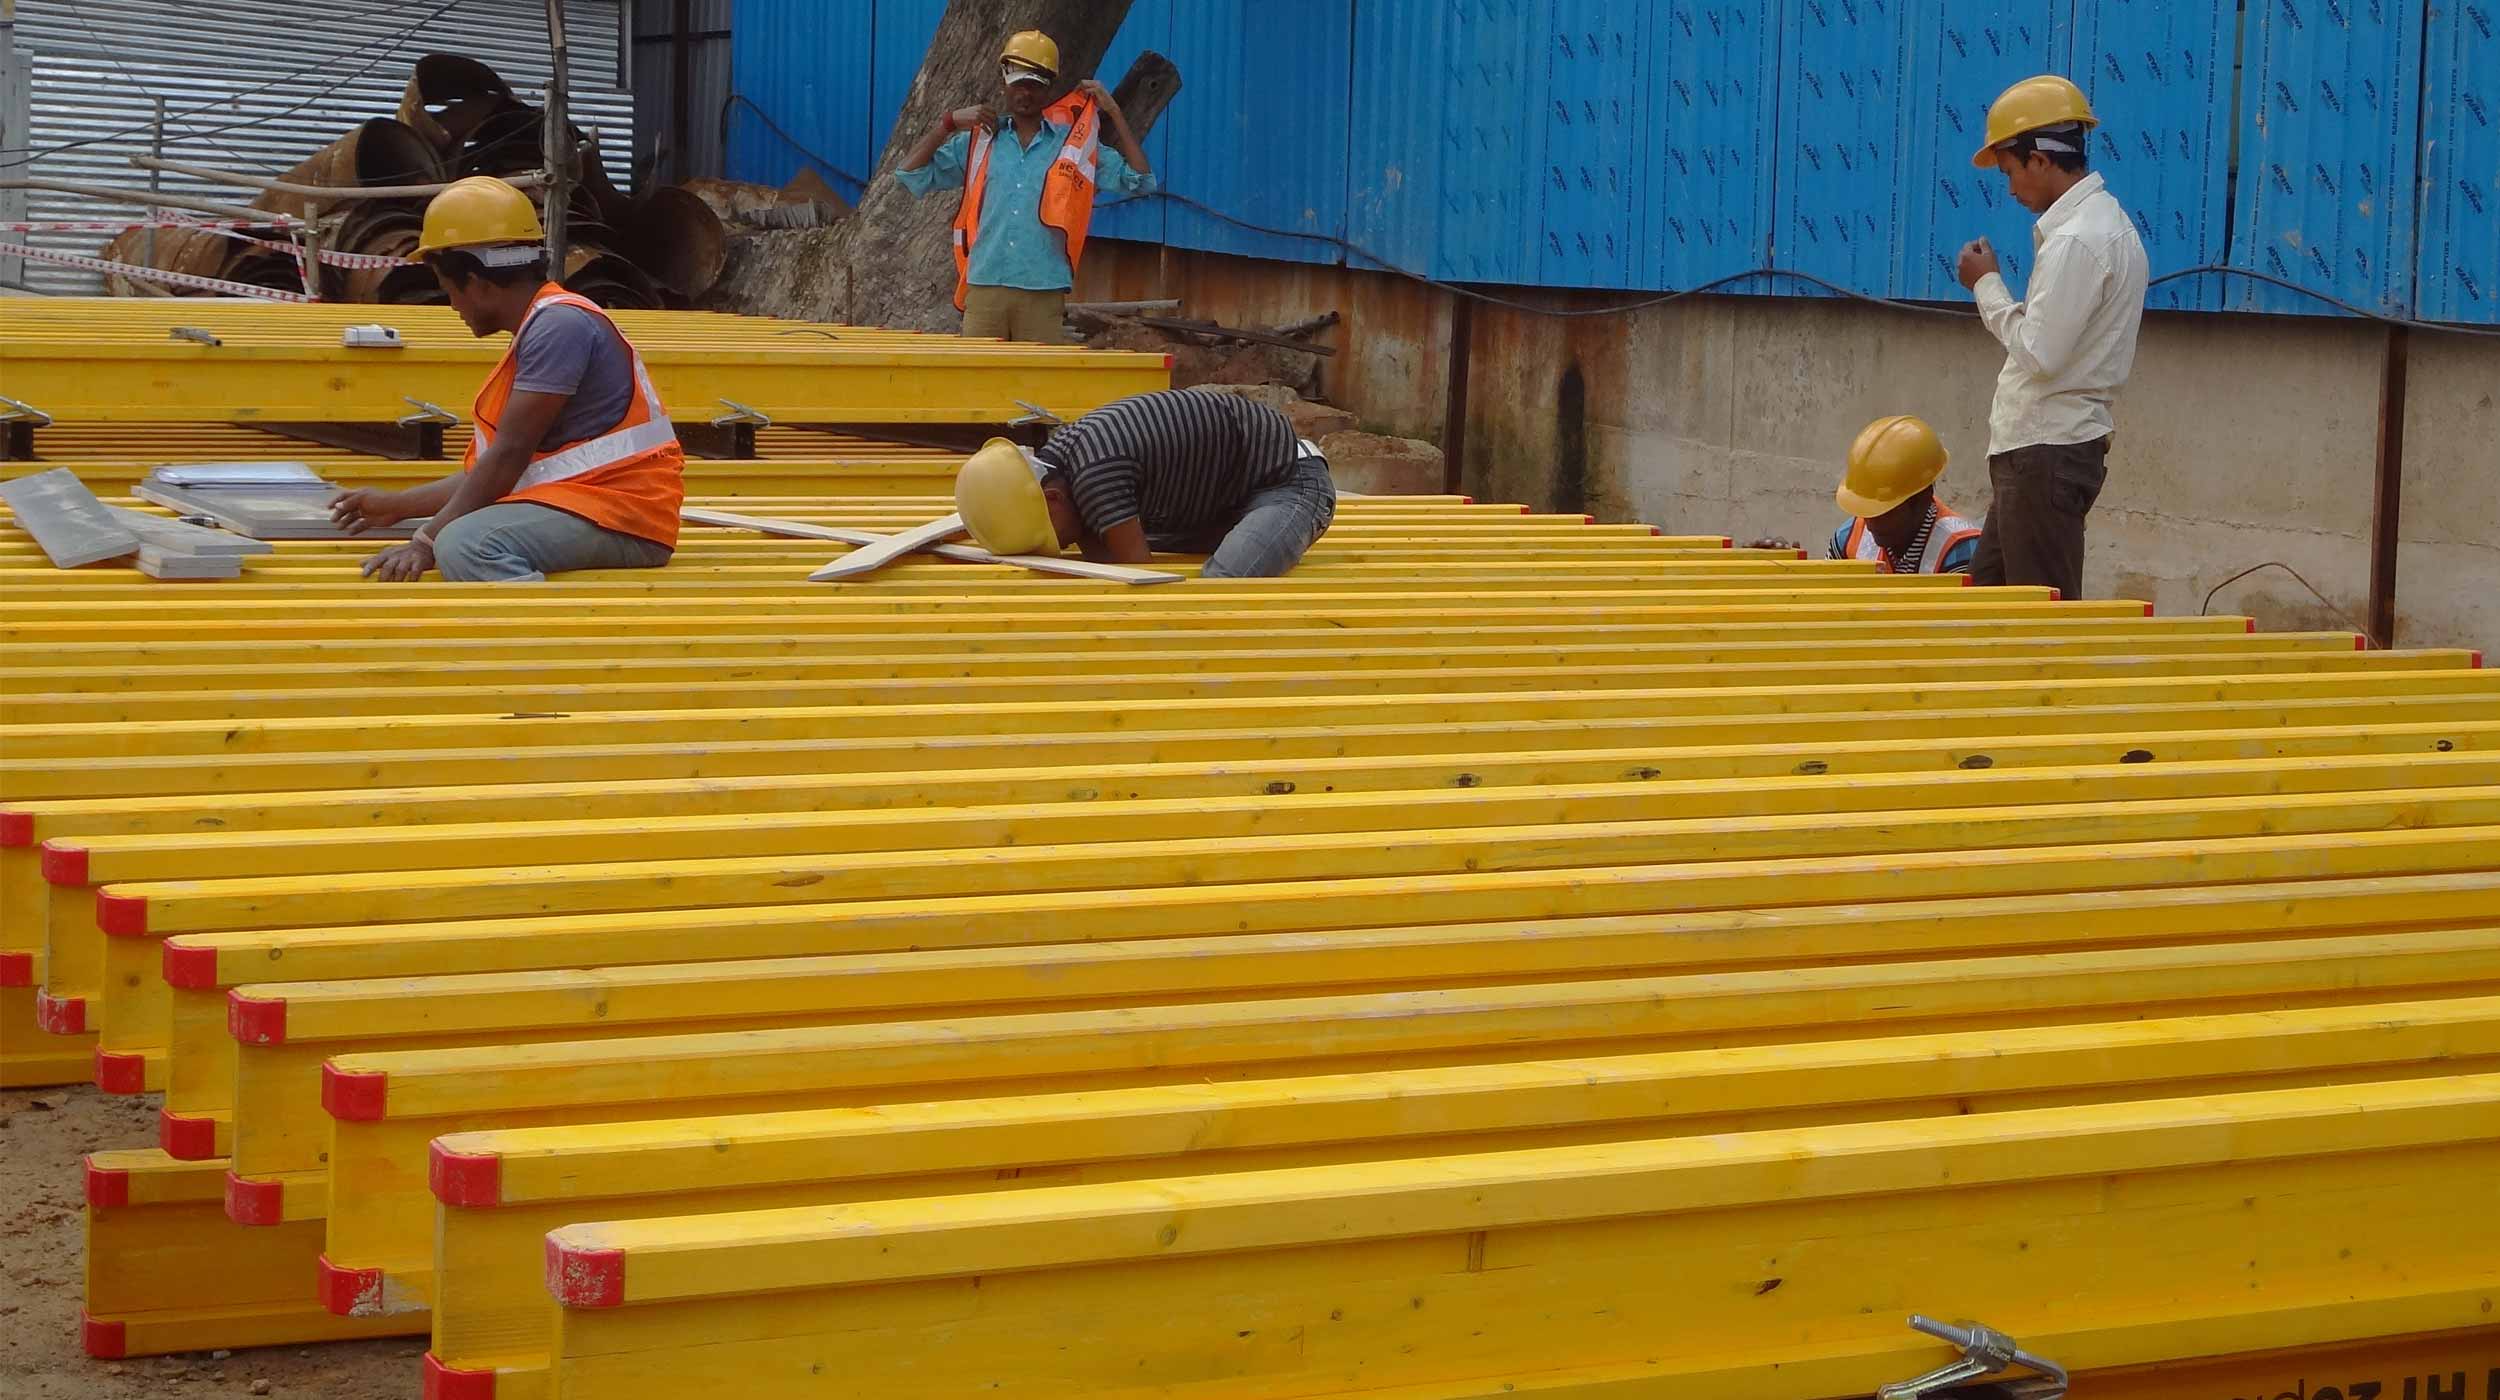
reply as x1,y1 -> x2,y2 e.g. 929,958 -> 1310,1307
711,398 -> 773,429
1008,398 -> 1064,428
396,397 -> 461,428
170,325 -> 223,347
0,394 -> 50,461
0,394 -> 54,427
1876,1316 -> 2068,1400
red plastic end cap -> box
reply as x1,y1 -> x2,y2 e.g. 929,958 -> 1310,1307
0,810 -> 32,848
1459,495 -> 1474,504
83,1156 -> 130,1209
95,1050 -> 148,1095
2245,617 -> 2256,632
34,991 -> 86,1036
317,1255 -> 384,1316
546,1237 -> 626,1308
2353,632 -> 2367,650
1958,573 -> 1973,586
81,1312 -> 127,1359
227,990 -> 286,1046
424,1353 -> 499,1400
429,1141 -> 504,1207
39,841 -> 90,886
161,940 -> 219,989
0,950 -> 30,988
1649,525 -> 1663,536
2047,587 -> 2063,601
225,1170 -> 283,1226
2473,651 -> 2486,670
1794,548 -> 1808,560
159,1109 -> 218,1160
1516,504 -> 1529,514
2141,601 -> 2155,616
1581,514 -> 1596,524
1161,353 -> 1174,370
95,891 -> 147,937
323,1064 -> 388,1121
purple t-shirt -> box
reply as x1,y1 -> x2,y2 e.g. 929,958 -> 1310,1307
509,304 -> 636,451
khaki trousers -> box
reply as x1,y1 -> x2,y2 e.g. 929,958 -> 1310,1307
961,285 -> 1068,343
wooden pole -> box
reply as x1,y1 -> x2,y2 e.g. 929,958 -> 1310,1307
543,0 -> 572,270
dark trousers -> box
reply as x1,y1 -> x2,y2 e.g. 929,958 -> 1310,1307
1971,437 -> 2110,599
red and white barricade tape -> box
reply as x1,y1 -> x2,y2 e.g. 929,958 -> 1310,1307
214,228 -> 413,270
1,215 -> 303,234
0,240 -> 317,301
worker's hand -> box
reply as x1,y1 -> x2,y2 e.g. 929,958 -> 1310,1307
328,487 -> 406,535
360,538 -> 434,583
1077,79 -> 1120,117
1955,238 -> 1999,290
946,104 -> 996,134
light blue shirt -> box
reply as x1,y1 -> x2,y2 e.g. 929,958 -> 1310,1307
894,115 -> 1156,291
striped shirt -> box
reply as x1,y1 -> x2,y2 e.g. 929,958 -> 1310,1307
1038,389 -> 1302,540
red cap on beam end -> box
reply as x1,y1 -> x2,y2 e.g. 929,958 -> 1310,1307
161,940 -> 219,989
0,950 -> 30,988
323,1064 -> 389,1121
2142,601 -> 2155,616
35,991 -> 85,1036
0,810 -> 32,847
83,1156 -> 130,1209
95,1050 -> 147,1095
96,892 -> 147,936
317,1255 -> 385,1316
227,990 -> 286,1046
2474,651 -> 2485,669
225,1170 -> 283,1226
1459,495 -> 1473,504
546,1236 -> 626,1308
39,842 -> 89,886
423,1353 -> 499,1400
2354,633 -> 2367,650
429,1141 -> 504,1207
81,1312 -> 128,1359
2048,587 -> 2063,601
159,1110 -> 219,1160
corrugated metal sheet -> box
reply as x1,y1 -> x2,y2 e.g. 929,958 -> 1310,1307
1343,0 -> 1450,277
5,0 -> 634,295
2068,0 -> 2235,312
724,0 -> 875,197
2228,0 -> 2424,316
1644,1 -> 1778,292
1537,1 -> 1647,289
1772,0 -> 1905,297
1147,0 -> 1349,264
1894,2 -> 2063,301
2415,0 -> 2499,323
632,0 -> 732,184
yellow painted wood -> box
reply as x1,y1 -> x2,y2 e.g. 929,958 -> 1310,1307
284,925 -> 2500,1190
409,998 -> 2500,1372
0,977 -> 92,1087
536,1082 -> 2500,1397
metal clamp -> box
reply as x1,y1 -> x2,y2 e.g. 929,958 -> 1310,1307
1876,1316 -> 2068,1400
396,396 -> 461,428
170,325 -> 223,347
1009,398 -> 1064,428
710,398 -> 773,429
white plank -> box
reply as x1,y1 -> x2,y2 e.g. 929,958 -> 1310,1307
0,468 -> 140,568
806,513 -> 968,582
681,508 -> 1181,586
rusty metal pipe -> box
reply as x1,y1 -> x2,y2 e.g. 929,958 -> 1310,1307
2367,323 -> 2410,649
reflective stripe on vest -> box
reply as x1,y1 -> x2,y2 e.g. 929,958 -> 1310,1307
951,97 -> 1101,311
1842,503 -> 1984,574
469,289 -> 679,491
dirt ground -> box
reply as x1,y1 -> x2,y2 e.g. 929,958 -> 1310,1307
1,1083 -> 414,1400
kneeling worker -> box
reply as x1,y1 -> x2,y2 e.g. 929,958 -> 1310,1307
1828,415 -> 1983,576
956,389 -> 1336,578
331,176 -> 686,581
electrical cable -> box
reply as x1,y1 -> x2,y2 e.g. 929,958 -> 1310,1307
717,94 -> 867,194
2199,561 -> 2382,648
0,0 -> 474,168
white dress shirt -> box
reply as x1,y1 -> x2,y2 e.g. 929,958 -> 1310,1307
1971,171 -> 2150,456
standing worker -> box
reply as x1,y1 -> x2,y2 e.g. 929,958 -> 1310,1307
330,176 -> 686,582
1955,74 -> 2148,600
1828,415 -> 1984,575
954,388 -> 1337,578
894,29 -> 1157,342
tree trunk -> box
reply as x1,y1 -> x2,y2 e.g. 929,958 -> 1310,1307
796,0 -> 1141,332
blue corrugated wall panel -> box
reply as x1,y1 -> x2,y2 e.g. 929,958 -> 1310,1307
1147,0 -> 1351,264
2416,0 -> 2500,323
1538,2 -> 1650,288
1345,0 -> 1451,277
725,0 -> 877,198
1084,2 -> 1173,248
2230,0 -> 2425,317
865,0 -> 945,165
1894,2 -> 2064,302
1647,2 -> 1779,292
1439,0 -> 1551,283
1774,0 -> 1908,297
2068,0 -> 2235,312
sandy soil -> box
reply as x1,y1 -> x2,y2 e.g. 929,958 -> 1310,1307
1,1084 -> 415,1400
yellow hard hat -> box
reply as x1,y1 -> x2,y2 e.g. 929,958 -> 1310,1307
1971,74 -> 2097,168
1836,415 -> 1949,518
1000,30 -> 1060,79
414,176 -> 545,259
955,437 -> 1061,556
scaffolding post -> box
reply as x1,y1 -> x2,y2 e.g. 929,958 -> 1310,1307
543,0 -> 572,272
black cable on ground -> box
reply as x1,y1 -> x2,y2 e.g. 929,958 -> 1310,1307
717,94 -> 868,196
2199,562 -> 2381,648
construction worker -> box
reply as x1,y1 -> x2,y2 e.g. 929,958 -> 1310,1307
954,389 -> 1336,578
893,29 -> 1156,342
1828,415 -> 1984,576
330,176 -> 686,582
1956,74 -> 2148,601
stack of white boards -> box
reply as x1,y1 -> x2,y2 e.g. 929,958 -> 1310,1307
134,462 -> 418,541
0,468 -> 274,578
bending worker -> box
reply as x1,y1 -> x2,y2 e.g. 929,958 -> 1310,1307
955,388 -> 1337,578
894,28 -> 1156,342
1828,415 -> 1983,576
330,176 -> 686,582
1955,74 -> 2147,600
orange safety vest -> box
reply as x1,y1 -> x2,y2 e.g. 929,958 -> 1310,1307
951,96 -> 1101,311
1839,500 -> 1983,575
465,285 -> 686,549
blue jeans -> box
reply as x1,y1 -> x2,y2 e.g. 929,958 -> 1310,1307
431,501 -> 672,582
1187,455 -> 1338,579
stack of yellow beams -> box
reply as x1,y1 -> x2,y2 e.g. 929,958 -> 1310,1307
5,452 -> 2496,1398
